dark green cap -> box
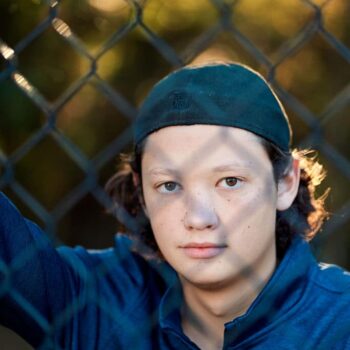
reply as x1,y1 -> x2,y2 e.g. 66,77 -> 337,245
134,63 -> 291,152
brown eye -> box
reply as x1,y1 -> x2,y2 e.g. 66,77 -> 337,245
225,177 -> 238,187
217,177 -> 242,189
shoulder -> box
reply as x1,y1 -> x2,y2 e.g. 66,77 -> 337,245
56,235 -> 142,281
57,233 -> 171,292
311,261 -> 350,294
306,262 -> 350,343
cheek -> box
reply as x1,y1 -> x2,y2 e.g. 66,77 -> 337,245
219,187 -> 277,270
143,192 -> 183,243
219,183 -> 277,236
144,184 -> 177,211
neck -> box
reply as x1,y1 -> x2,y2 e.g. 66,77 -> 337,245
180,255 -> 277,349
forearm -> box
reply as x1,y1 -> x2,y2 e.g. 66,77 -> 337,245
0,192 -> 72,347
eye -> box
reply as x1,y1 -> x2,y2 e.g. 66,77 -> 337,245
217,177 -> 242,189
157,181 -> 178,193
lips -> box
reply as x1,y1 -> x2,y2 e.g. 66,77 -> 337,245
183,242 -> 226,248
180,242 -> 227,259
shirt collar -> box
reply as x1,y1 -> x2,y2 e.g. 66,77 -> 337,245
159,236 -> 317,346
159,275 -> 183,332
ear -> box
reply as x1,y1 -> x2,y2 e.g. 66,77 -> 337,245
132,171 -> 149,217
276,158 -> 300,211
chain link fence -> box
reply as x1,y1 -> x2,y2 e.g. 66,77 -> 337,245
0,0 -> 349,348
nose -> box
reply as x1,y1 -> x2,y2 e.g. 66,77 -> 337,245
183,191 -> 219,231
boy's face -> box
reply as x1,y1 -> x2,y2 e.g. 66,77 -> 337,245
141,125 -> 288,289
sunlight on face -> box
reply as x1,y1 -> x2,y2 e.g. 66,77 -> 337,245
141,125 -> 278,289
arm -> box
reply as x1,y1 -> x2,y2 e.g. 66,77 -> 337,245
0,192 -> 151,349
0,192 -> 78,347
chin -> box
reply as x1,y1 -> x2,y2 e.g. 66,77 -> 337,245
180,271 -> 235,290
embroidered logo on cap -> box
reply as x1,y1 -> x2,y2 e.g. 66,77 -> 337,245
169,91 -> 191,110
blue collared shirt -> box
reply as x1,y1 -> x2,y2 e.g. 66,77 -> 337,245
0,192 -> 349,349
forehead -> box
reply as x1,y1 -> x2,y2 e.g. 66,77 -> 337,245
142,125 -> 271,172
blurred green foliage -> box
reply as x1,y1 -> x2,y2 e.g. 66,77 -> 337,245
0,0 -> 349,261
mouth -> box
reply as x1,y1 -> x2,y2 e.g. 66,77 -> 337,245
180,242 -> 227,259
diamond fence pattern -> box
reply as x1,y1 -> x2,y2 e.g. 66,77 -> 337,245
0,0 -> 349,349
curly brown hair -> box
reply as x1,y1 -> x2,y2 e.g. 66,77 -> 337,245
105,137 -> 330,260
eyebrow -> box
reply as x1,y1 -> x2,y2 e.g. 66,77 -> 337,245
147,163 -> 253,176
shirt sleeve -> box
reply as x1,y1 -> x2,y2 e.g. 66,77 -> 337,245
0,192 -> 80,347
0,192 -> 153,349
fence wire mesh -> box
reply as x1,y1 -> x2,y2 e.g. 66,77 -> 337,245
0,0 -> 349,349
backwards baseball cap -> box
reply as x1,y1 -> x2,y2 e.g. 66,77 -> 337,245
133,62 -> 292,152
